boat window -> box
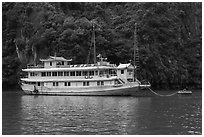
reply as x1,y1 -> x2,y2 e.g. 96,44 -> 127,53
30,72 -> 35,77
53,82 -> 58,86
82,71 -> 87,76
52,72 -> 57,76
110,70 -> 116,76
101,81 -> 104,85
64,82 -> 71,86
99,71 -> 104,76
127,70 -> 132,75
105,70 -> 109,74
70,71 -> 75,76
89,71 -> 94,76
58,72 -> 63,76
68,82 -> 71,86
76,71 -> 81,76
121,70 -> 124,74
83,82 -> 89,86
47,72 -> 51,76
61,61 -> 64,65
50,62 -> 52,66
42,72 -> 46,77
64,71 -> 69,76
97,81 -> 100,86
38,82 -> 40,86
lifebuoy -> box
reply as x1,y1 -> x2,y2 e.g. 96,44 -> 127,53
85,75 -> 93,79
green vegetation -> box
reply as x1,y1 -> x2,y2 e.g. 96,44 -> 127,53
2,2 -> 202,90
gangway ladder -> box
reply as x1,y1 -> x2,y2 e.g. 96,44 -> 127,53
134,23 -> 140,81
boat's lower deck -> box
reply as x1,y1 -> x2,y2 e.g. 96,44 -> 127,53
21,82 -> 153,96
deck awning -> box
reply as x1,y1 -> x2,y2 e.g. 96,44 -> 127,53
117,63 -> 134,69
40,56 -> 72,62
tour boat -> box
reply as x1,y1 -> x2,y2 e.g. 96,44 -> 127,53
20,23 -> 151,96
20,55 -> 151,96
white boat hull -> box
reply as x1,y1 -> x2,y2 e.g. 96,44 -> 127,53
21,83 -> 152,96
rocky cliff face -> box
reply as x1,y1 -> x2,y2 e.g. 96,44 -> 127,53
2,2 -> 202,89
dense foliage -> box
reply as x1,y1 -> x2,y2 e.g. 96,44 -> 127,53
2,2 -> 202,90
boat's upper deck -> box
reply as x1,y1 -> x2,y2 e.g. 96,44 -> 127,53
23,64 -> 117,72
25,55 -> 117,72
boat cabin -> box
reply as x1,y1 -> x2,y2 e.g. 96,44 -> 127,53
39,56 -> 72,68
117,63 -> 134,82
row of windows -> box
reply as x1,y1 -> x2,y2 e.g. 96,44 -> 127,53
53,82 -> 58,86
30,72 -> 37,76
30,72 -> 35,76
53,82 -> 71,86
53,81 -> 104,87
41,71 -> 97,77
97,81 -> 104,86
50,61 -> 67,66
83,82 -> 89,86
31,70 -> 125,77
64,82 -> 71,86
25,80 -> 115,87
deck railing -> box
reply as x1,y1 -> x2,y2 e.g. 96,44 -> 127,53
27,64 -> 44,69
27,63 -> 116,69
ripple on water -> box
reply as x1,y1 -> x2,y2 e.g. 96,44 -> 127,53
2,91 -> 202,135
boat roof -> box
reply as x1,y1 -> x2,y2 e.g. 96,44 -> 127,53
40,56 -> 72,62
22,65 -> 116,72
117,63 -> 134,69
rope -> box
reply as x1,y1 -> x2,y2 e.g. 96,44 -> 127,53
147,87 -> 178,97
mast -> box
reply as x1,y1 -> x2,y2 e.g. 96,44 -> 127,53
133,23 -> 136,81
93,23 -> 96,64
134,23 -> 139,82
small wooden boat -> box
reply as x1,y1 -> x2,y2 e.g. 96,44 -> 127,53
177,89 -> 192,95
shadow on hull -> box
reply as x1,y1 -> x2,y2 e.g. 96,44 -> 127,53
23,88 -> 155,97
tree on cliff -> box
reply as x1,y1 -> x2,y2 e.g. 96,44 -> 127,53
2,2 -> 202,89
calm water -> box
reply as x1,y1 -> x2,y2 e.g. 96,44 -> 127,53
2,90 -> 202,135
